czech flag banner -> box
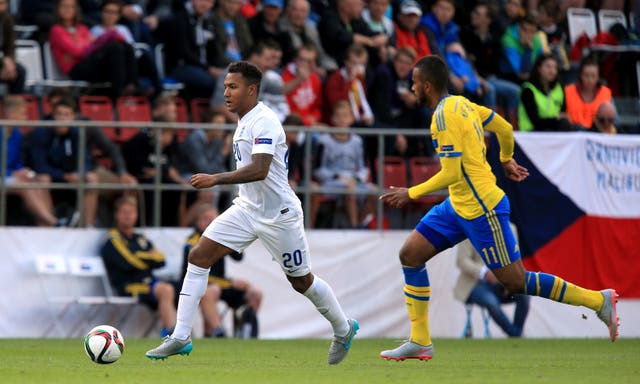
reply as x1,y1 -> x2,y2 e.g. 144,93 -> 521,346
488,132 -> 640,298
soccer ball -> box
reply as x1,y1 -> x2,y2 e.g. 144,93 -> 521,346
84,325 -> 125,364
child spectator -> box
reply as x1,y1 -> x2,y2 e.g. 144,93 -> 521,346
313,101 -> 377,229
28,96 -> 99,226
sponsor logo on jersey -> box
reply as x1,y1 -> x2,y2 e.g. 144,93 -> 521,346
440,144 -> 454,151
255,138 -> 273,144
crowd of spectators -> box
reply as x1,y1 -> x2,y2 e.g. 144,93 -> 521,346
0,0 -> 638,228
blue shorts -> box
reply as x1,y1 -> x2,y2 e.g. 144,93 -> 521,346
416,196 -> 520,270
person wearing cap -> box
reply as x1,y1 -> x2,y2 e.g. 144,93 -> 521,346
249,0 -> 296,65
394,0 -> 434,60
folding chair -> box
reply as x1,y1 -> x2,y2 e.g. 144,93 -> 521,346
461,304 -> 491,339
567,8 -> 598,46
66,257 -> 139,335
14,39 -> 44,89
116,96 -> 151,143
598,9 -> 627,34
34,254 -> 73,336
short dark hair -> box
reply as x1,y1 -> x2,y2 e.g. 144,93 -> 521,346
415,55 -> 449,93
53,95 -> 77,112
228,61 -> 263,91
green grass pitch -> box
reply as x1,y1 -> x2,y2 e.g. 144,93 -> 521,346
1,338 -> 638,384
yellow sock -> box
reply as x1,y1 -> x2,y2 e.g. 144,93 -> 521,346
404,284 -> 431,346
525,272 -> 604,311
558,282 -> 604,311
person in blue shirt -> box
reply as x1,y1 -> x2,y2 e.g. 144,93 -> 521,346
1,96 -> 63,226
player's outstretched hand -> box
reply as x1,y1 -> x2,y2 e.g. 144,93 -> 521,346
379,186 -> 412,208
191,173 -> 217,189
502,159 -> 529,182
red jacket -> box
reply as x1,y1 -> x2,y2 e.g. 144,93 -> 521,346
394,24 -> 431,59
49,24 -> 93,74
282,63 -> 323,126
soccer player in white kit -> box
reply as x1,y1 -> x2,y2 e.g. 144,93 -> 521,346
146,61 -> 358,365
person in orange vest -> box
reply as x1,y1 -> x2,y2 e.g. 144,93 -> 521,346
564,56 -> 612,130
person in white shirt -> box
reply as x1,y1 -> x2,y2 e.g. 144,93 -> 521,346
146,61 -> 358,365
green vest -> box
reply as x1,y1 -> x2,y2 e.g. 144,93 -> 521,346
518,82 -> 564,132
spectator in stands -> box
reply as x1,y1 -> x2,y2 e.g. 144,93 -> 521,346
212,0 -> 254,64
117,1 -> 162,44
394,0 -> 433,60
247,40 -> 289,122
278,0 -> 338,76
460,1 -> 520,124
323,43 -> 374,127
0,2 -> 26,94
282,42 -> 324,127
535,0 -> 570,76
211,40 -> 288,123
564,56 -> 612,130
454,238 -> 530,338
368,47 -> 431,158
248,0 -> 295,65
313,100 -> 377,229
518,53 -> 570,132
49,0 -> 138,100
592,101 -> 618,134
43,88 -> 138,200
174,108 -> 231,214
317,0 -> 388,67
421,0 -> 495,109
100,195 -> 177,337
494,0 -> 525,35
0,96 -> 65,227
499,14 -> 545,85
90,0 -> 160,97
122,95 -> 186,226
180,205 -> 263,338
29,96 -> 99,226
162,0 -> 222,99
361,0 -> 396,62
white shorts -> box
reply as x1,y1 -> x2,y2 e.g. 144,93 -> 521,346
202,204 -> 311,277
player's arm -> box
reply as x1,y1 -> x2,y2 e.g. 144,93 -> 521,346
191,153 -> 273,189
408,156 -> 462,199
476,106 -> 529,182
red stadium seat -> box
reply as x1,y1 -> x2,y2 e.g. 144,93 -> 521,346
174,97 -> 190,142
190,97 -> 210,123
116,96 -> 151,143
374,156 -> 407,190
409,156 -> 446,210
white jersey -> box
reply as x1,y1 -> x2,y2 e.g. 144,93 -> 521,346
231,102 -> 302,220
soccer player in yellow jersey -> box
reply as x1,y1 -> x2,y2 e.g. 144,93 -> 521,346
379,55 -> 619,361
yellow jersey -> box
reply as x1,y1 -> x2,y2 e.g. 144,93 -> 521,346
428,95 -> 514,220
